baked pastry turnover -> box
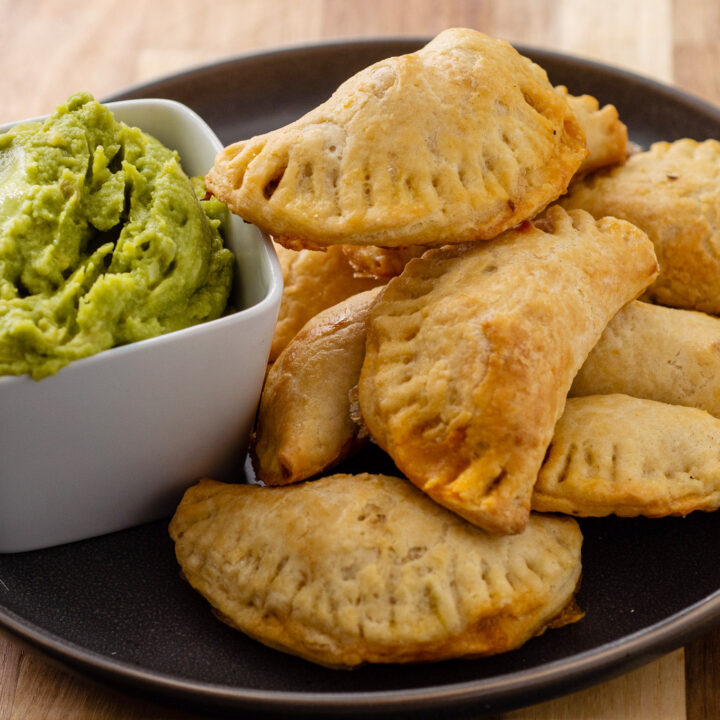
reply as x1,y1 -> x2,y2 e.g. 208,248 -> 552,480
170,474 -> 583,668
533,395 -> 720,517
358,206 -> 658,534
253,288 -> 381,485
561,139 -> 720,314
573,301 -> 720,417
207,28 -> 587,250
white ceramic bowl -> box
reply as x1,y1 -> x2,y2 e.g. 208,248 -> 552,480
0,99 -> 283,552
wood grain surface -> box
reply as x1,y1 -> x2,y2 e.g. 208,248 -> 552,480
1,1 -> 719,718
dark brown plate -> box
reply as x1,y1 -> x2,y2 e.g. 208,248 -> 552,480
2,39 -> 720,719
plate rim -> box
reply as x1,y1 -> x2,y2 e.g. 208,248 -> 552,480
2,585 -> 720,714
104,34 -> 720,130
6,36 -> 720,716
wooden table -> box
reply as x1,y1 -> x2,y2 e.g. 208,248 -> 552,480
1,1 -> 719,717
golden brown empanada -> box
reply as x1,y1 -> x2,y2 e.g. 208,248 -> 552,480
269,243 -> 384,362
170,474 -> 583,668
533,394 -> 720,517
207,29 -> 586,251
555,86 -> 627,178
561,139 -> 720,313
253,288 -> 381,485
359,206 -> 658,535
573,301 -> 720,416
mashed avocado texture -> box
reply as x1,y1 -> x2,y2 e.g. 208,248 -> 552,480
0,92 -> 234,379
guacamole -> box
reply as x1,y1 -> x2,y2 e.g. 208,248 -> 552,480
0,93 -> 234,380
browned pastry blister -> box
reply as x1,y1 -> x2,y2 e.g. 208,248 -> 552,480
341,244 -> 428,279
170,474 -> 583,668
358,206 -> 658,535
561,139 -> 720,314
253,288 -> 382,485
533,394 -> 720,518
207,28 -> 587,250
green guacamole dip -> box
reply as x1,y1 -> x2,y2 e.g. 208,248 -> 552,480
0,93 -> 234,380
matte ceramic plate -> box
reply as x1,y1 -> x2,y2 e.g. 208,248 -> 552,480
3,39 -> 720,719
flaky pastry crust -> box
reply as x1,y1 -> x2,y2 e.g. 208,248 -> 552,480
341,244 -> 428,279
555,85 -> 627,179
573,300 -> 720,417
253,288 -> 382,485
358,207 -> 658,534
561,139 -> 720,313
170,474 -> 583,668
533,394 -> 720,517
339,86 -> 627,281
270,243 -> 384,362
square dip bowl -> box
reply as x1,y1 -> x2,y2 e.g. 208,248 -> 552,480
0,99 -> 283,552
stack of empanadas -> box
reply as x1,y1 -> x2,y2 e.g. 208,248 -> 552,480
171,27 -> 720,669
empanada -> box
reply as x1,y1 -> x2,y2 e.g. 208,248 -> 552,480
359,206 -> 658,534
270,243 -> 383,362
533,394 -> 720,517
561,139 -> 720,313
170,474 -> 583,668
207,29 -> 586,250
573,300 -> 720,417
555,86 -> 627,179
253,288 -> 381,485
